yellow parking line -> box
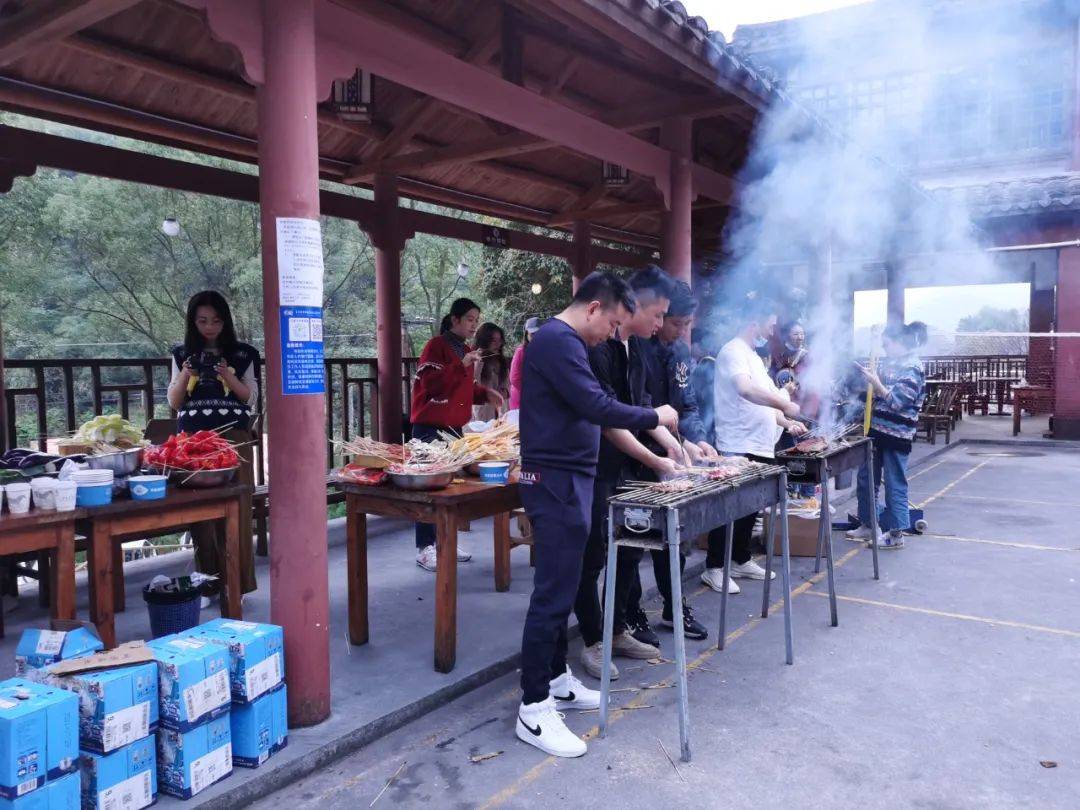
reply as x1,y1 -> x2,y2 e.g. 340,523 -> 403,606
479,546 -> 863,809
804,591 -> 1080,639
921,533 -> 1078,552
935,493 -> 1080,509
907,458 -> 948,481
914,459 -> 992,509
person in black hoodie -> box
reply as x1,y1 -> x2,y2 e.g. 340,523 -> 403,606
574,266 -> 684,680
515,271 -> 679,759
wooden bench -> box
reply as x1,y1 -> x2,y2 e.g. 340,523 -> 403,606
917,386 -> 958,445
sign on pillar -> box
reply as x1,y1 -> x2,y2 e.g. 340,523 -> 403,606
275,217 -> 326,395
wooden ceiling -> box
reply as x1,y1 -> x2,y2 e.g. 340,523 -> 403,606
0,0 -> 775,248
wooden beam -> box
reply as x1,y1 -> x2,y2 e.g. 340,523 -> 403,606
328,0 -> 466,54
365,29 -> 500,162
549,201 -> 663,227
314,1 -> 672,198
541,54 -> 580,98
500,3 -> 524,85
60,33 -> 389,143
345,95 -> 739,184
0,0 -> 141,66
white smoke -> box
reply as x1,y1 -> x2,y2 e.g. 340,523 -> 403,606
705,0 -> 1059,426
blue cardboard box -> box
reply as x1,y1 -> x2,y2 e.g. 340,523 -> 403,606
0,771 -> 79,810
147,637 -> 230,733
183,621 -> 284,704
230,684 -> 287,768
156,714 -> 231,800
52,664 -> 158,755
0,679 -> 78,800
80,736 -> 156,810
14,630 -> 103,676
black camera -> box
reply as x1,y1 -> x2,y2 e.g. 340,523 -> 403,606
190,351 -> 221,382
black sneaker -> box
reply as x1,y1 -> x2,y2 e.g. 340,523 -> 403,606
661,602 -> 708,640
626,607 -> 661,648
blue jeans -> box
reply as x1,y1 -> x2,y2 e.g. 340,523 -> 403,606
857,443 -> 910,532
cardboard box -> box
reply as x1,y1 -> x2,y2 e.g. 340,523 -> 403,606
768,512 -> 825,557
147,637 -> 230,733
230,684 -> 287,768
14,627 -> 103,676
157,714 -> 231,800
0,679 -> 78,800
50,664 -> 158,755
0,771 -> 80,810
183,621 -> 284,704
80,735 -> 156,810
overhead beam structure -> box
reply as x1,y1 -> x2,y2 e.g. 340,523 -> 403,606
0,0 -> 141,66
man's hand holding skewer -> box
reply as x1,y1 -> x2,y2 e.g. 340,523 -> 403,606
654,404 -> 679,431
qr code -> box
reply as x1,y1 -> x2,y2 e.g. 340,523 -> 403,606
310,318 -> 323,343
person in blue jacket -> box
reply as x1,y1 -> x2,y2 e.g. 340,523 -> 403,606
515,271 -> 679,759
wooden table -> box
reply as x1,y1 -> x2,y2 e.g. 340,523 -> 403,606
0,509 -> 77,636
980,376 -> 1020,415
76,484 -> 245,648
1012,385 -> 1054,435
339,479 -> 521,673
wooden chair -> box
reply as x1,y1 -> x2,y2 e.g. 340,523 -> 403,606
965,380 -> 990,416
917,386 -> 958,445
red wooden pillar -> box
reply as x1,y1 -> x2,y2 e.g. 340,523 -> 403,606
1053,247 -> 1080,438
1028,284 -> 1055,386
373,174 -> 406,442
256,0 -> 330,726
660,116 -> 693,285
571,219 -> 593,294
886,264 -> 905,327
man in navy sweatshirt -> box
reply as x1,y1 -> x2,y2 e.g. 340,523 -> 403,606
516,271 -> 679,759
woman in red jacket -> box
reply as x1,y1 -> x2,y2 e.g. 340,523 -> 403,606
411,297 -> 505,571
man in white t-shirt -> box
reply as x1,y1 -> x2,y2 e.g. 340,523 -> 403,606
701,299 -> 807,595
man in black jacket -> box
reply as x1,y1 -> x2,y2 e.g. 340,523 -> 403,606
575,266 -> 684,679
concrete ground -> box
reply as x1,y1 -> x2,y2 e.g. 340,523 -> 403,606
250,434 -> 1080,810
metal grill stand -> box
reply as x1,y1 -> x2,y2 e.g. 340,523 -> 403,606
598,466 -> 791,763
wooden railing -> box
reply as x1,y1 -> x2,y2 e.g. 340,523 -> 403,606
920,355 -> 1030,397
2,357 -> 420,478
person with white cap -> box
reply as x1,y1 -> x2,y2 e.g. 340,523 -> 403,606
509,316 -> 542,411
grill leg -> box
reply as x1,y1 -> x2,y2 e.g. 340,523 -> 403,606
866,443 -> 881,580
813,480 -> 825,574
718,522 -> 734,650
599,504 -> 619,738
667,511 -> 690,762
761,503 -> 778,619
822,464 -> 838,627
779,472 -> 794,664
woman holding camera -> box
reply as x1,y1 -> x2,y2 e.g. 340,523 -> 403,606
167,290 -> 260,595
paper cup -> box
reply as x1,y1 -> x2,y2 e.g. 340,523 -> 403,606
30,478 -> 58,511
54,480 -> 78,512
6,483 -> 30,514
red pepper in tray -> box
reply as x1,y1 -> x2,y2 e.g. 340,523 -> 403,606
145,431 -> 241,471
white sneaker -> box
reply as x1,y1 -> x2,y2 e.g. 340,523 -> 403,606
872,530 -> 906,550
416,544 -> 437,571
516,697 -> 587,758
456,546 -> 472,563
550,667 -> 602,710
580,643 -> 619,681
700,568 -> 741,594
845,525 -> 883,543
729,559 -> 775,580
611,629 -> 660,660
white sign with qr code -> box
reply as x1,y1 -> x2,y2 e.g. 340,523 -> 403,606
98,770 -> 152,810
102,702 -> 149,752
243,653 -> 283,701
190,743 -> 231,796
182,670 -> 230,722
34,631 -> 65,656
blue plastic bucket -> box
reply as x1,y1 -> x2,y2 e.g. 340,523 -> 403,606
129,475 -> 167,501
75,483 -> 113,507
478,462 -> 510,484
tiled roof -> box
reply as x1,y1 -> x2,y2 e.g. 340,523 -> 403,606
932,174 -> 1080,219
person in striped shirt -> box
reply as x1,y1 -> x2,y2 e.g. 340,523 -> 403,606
847,321 -> 928,550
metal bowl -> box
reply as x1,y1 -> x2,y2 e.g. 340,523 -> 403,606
147,464 -> 238,488
85,447 -> 144,477
388,470 -> 454,491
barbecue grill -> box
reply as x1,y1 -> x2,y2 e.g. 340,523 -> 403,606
775,427 -> 882,630
598,462 -> 792,763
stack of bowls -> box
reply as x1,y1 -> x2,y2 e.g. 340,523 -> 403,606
29,478 -> 58,511
73,469 -> 115,507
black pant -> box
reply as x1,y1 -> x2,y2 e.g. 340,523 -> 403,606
519,466 -> 595,705
706,453 -> 771,568
575,475 -> 644,647
412,423 -> 455,550
639,548 -> 685,613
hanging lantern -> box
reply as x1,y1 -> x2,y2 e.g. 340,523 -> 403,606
331,69 -> 374,122
602,161 -> 630,187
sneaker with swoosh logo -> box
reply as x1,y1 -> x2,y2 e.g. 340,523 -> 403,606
515,696 -> 587,758
549,667 -> 601,710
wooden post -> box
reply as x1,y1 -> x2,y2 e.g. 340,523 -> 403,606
372,174 -> 407,442
571,219 -> 593,293
660,116 -> 693,285
256,0 -> 330,726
